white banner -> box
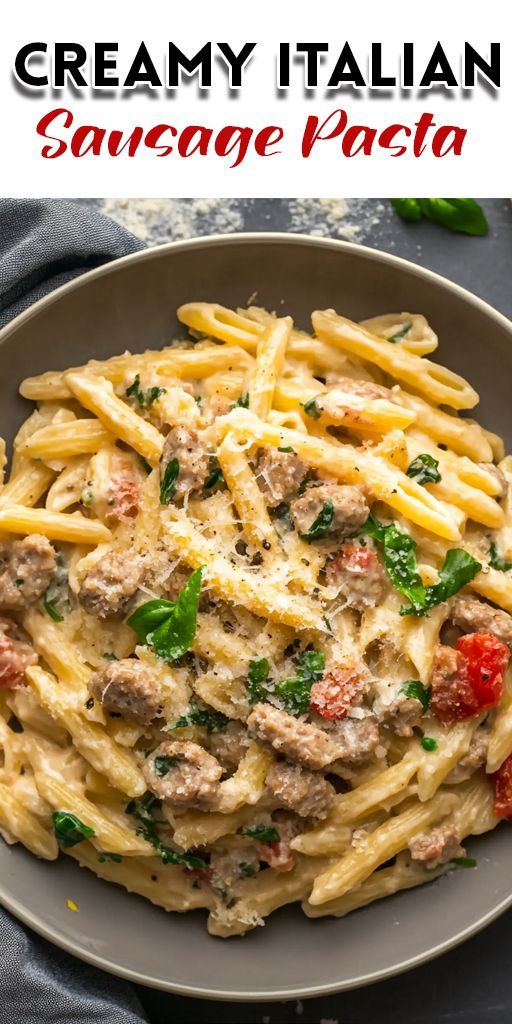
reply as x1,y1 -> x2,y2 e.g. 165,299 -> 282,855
0,0 -> 509,196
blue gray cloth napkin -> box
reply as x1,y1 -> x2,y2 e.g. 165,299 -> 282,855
0,198 -> 147,1024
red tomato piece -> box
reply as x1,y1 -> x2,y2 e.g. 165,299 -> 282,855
258,840 -> 294,872
0,631 -> 26,689
431,632 -> 509,724
310,667 -> 365,720
492,753 -> 512,819
108,474 -> 141,522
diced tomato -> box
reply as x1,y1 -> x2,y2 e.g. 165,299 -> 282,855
491,753 -> 512,819
108,474 -> 141,522
258,840 -> 295,872
0,632 -> 26,689
310,667 -> 366,720
431,632 -> 509,725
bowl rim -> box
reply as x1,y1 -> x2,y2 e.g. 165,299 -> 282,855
1,230 -> 512,1001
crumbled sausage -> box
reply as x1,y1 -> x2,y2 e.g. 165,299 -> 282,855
78,550 -> 144,619
409,823 -> 463,870
329,714 -> 380,762
255,447 -> 308,507
208,722 -> 249,773
290,483 -> 368,538
266,761 -> 335,820
88,659 -> 162,724
0,535 -> 56,611
326,541 -> 387,610
446,730 -> 489,784
451,595 -> 512,649
247,703 -> 345,770
0,618 -> 36,689
380,694 -> 424,737
143,740 -> 222,808
160,426 -> 209,499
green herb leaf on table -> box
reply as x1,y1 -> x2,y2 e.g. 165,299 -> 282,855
489,542 -> 512,573
247,657 -> 271,704
406,453 -> 442,485
243,824 -> 280,842
169,705 -> 230,733
127,568 -> 203,662
391,199 -> 489,236
52,811 -> 95,848
300,500 -> 334,542
400,680 -> 430,712
160,458 -> 180,504
126,374 -> 166,408
275,648 -> 325,716
388,322 -> 412,343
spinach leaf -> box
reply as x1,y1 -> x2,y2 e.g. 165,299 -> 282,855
388,322 -> 412,343
392,198 -> 488,236
362,515 -> 481,615
400,680 -> 430,712
450,856 -> 477,869
489,542 -> 512,573
126,374 -> 166,407
126,793 -> 207,868
98,851 -> 123,863
300,500 -> 334,542
278,446 -> 295,453
243,824 -> 280,842
275,648 -> 325,716
169,705 -> 230,733
247,656 -> 271,704
160,458 -> 180,504
303,397 -> 322,420
204,464 -> 224,489
159,845 -> 208,869
235,392 -> 250,408
43,590 -> 64,622
406,453 -> 442,485
52,811 -> 95,848
127,568 -> 203,662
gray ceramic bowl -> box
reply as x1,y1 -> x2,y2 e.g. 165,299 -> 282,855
0,233 -> 512,1000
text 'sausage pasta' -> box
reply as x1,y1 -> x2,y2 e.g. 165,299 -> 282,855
1,301 -> 511,936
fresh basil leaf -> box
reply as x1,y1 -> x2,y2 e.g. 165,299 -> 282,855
419,198 -> 488,236
489,542 -> 512,573
421,736 -> 437,751
243,824 -> 280,842
388,322 -> 412,343
406,453 -> 442,485
170,704 -> 230,733
303,397 -> 322,420
126,374 -> 166,407
43,590 -> 64,622
275,648 -> 325,716
98,851 -> 123,863
153,754 -> 180,776
127,599 -> 176,644
235,392 -> 250,408
362,515 -> 481,616
53,811 -> 95,848
392,198 -> 488,236
300,500 -> 334,542
160,458 -> 180,504
400,680 -> 430,712
247,657 -> 271,704
391,198 -> 422,222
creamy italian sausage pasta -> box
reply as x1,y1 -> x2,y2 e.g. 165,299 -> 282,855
1,301 -> 512,937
